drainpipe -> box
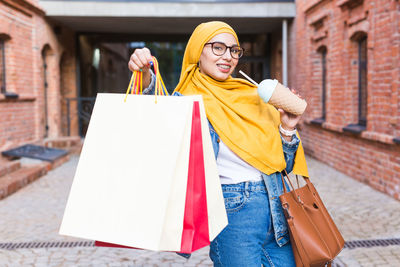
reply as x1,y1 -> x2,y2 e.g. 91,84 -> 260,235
282,19 -> 288,86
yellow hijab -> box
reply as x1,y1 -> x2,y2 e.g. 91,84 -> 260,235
174,21 -> 308,177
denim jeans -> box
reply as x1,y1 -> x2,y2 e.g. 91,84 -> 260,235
209,180 -> 296,267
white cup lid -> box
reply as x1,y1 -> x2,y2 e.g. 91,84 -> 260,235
258,79 -> 278,103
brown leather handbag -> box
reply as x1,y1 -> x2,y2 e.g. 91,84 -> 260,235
279,172 -> 345,267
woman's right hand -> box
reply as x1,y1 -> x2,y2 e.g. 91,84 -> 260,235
128,47 -> 153,89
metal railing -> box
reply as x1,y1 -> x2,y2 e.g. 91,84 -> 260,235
65,97 -> 96,137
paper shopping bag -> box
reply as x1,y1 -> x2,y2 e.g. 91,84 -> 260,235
180,101 -> 209,253
95,101 -> 210,253
59,93 -> 227,252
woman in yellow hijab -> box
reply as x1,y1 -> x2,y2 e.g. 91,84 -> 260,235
129,21 -> 308,267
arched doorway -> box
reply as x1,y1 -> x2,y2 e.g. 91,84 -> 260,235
41,45 -> 52,138
41,44 -> 61,138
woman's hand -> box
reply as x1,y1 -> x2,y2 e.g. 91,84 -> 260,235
278,89 -> 303,141
279,108 -> 301,131
128,47 -> 153,89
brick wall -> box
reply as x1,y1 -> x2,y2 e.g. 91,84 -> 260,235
0,0 -> 38,152
0,0 -> 77,155
292,0 -> 400,200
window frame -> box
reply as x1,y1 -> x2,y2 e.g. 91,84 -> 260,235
0,39 -> 5,94
358,36 -> 367,126
321,47 -> 327,120
310,46 -> 327,126
342,34 -> 368,134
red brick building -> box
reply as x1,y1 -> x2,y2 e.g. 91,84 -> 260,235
292,0 -> 400,199
1,0 -> 399,200
0,0 -> 78,150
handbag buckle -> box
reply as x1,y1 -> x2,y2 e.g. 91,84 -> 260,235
297,195 -> 304,205
282,203 -> 292,219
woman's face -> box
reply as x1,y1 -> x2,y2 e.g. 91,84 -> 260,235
199,33 -> 239,81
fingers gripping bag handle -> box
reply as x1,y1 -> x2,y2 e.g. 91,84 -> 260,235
124,56 -> 168,103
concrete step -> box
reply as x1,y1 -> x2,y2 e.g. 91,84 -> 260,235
0,154 -> 70,200
45,154 -> 71,171
0,160 -> 21,177
42,136 -> 82,155
0,137 -> 75,200
0,164 -> 48,200
0,147 -> 71,200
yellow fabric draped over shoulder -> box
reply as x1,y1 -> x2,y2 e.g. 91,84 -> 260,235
173,21 -> 308,177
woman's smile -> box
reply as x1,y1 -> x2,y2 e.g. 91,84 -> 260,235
216,63 -> 232,73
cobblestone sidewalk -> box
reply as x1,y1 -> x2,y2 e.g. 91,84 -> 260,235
0,156 -> 399,266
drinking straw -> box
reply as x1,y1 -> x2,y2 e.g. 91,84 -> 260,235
239,70 -> 259,86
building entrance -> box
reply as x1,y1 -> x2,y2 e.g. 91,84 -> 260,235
70,33 -> 274,136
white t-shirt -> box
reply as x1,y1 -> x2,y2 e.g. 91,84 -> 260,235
216,139 -> 263,184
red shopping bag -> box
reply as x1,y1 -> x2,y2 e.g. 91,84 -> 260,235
180,101 -> 209,253
95,101 -> 210,253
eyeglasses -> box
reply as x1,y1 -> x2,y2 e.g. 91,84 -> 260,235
204,42 -> 245,59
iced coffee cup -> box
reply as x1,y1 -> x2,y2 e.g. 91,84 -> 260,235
257,79 -> 307,116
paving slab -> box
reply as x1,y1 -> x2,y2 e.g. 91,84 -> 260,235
0,155 -> 399,266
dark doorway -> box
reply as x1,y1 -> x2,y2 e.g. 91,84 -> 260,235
74,33 -> 272,136
41,45 -> 52,138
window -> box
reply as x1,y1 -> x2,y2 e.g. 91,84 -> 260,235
310,46 -> 327,125
0,39 -> 5,94
343,34 -> 367,134
358,36 -> 367,126
321,47 -> 327,120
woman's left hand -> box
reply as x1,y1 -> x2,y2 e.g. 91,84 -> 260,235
278,88 -> 303,131
278,109 -> 301,130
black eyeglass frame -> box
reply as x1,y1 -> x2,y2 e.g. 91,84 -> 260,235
204,42 -> 245,59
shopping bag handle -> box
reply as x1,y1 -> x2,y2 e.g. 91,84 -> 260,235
124,56 -> 168,103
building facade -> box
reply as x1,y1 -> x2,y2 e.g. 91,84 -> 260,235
292,0 -> 400,199
0,0 -> 78,152
1,0 -> 399,200
1,0 -> 294,142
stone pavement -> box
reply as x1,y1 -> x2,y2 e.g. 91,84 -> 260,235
0,155 -> 399,266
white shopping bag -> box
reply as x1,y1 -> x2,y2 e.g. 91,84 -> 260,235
59,93 -> 227,252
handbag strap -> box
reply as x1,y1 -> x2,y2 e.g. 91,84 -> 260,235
281,170 -> 295,194
281,171 -> 314,205
281,171 -> 305,206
